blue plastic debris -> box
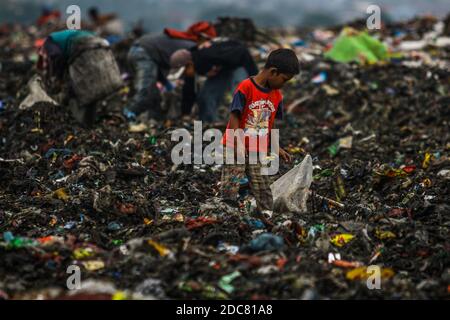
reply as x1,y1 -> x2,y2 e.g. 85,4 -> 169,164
123,108 -> 136,120
239,177 -> 249,185
50,170 -> 65,180
106,35 -> 122,45
108,222 -> 122,231
217,242 -> 239,254
307,224 -> 325,238
247,233 -> 284,252
163,80 -> 175,92
244,217 -> 265,230
3,231 -> 14,242
46,260 -> 57,270
64,221 -> 77,230
312,71 -> 327,84
291,39 -> 306,47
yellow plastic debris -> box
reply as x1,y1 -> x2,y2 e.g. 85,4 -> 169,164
422,152 -> 432,169
31,128 -> 44,134
82,260 -> 105,271
73,247 -> 95,260
119,86 -> 130,95
346,266 -> 395,280
112,291 -> 127,300
148,240 -> 171,257
330,234 -> 355,247
375,230 -> 396,240
288,146 -> 304,154
64,134 -> 75,145
53,188 -> 69,201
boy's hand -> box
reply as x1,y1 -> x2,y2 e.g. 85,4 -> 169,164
279,148 -> 292,163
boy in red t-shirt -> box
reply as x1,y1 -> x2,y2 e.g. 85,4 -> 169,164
221,48 -> 300,216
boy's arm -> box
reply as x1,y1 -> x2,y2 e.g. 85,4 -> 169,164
229,110 -> 241,129
225,87 -> 247,159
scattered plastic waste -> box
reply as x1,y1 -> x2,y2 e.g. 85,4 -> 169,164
0,13 -> 448,300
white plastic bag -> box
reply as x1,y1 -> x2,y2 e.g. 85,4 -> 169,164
271,154 -> 313,213
19,75 -> 58,110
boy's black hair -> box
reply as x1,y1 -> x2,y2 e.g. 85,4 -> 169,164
264,48 -> 300,75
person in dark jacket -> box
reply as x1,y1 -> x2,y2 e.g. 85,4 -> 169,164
125,22 -> 217,120
171,40 -> 258,122
124,33 -> 196,120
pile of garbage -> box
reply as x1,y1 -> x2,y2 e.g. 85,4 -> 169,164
0,15 -> 449,300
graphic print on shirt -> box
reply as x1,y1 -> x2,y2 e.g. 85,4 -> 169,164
244,99 -> 275,137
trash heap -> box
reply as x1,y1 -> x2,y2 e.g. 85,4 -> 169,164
0,15 -> 449,300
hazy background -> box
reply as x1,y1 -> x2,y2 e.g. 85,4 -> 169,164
2,0 -> 449,31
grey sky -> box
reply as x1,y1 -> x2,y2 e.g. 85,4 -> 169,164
3,0 -> 449,30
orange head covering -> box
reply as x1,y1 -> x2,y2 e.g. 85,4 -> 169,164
164,21 -> 217,42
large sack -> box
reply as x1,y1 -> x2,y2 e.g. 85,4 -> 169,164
68,37 -> 123,107
271,154 -> 313,213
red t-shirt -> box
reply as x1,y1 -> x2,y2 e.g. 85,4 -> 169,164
222,78 -> 283,152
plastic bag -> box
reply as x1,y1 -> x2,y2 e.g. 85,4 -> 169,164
19,75 -> 58,110
324,29 -> 388,64
271,154 -> 313,213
